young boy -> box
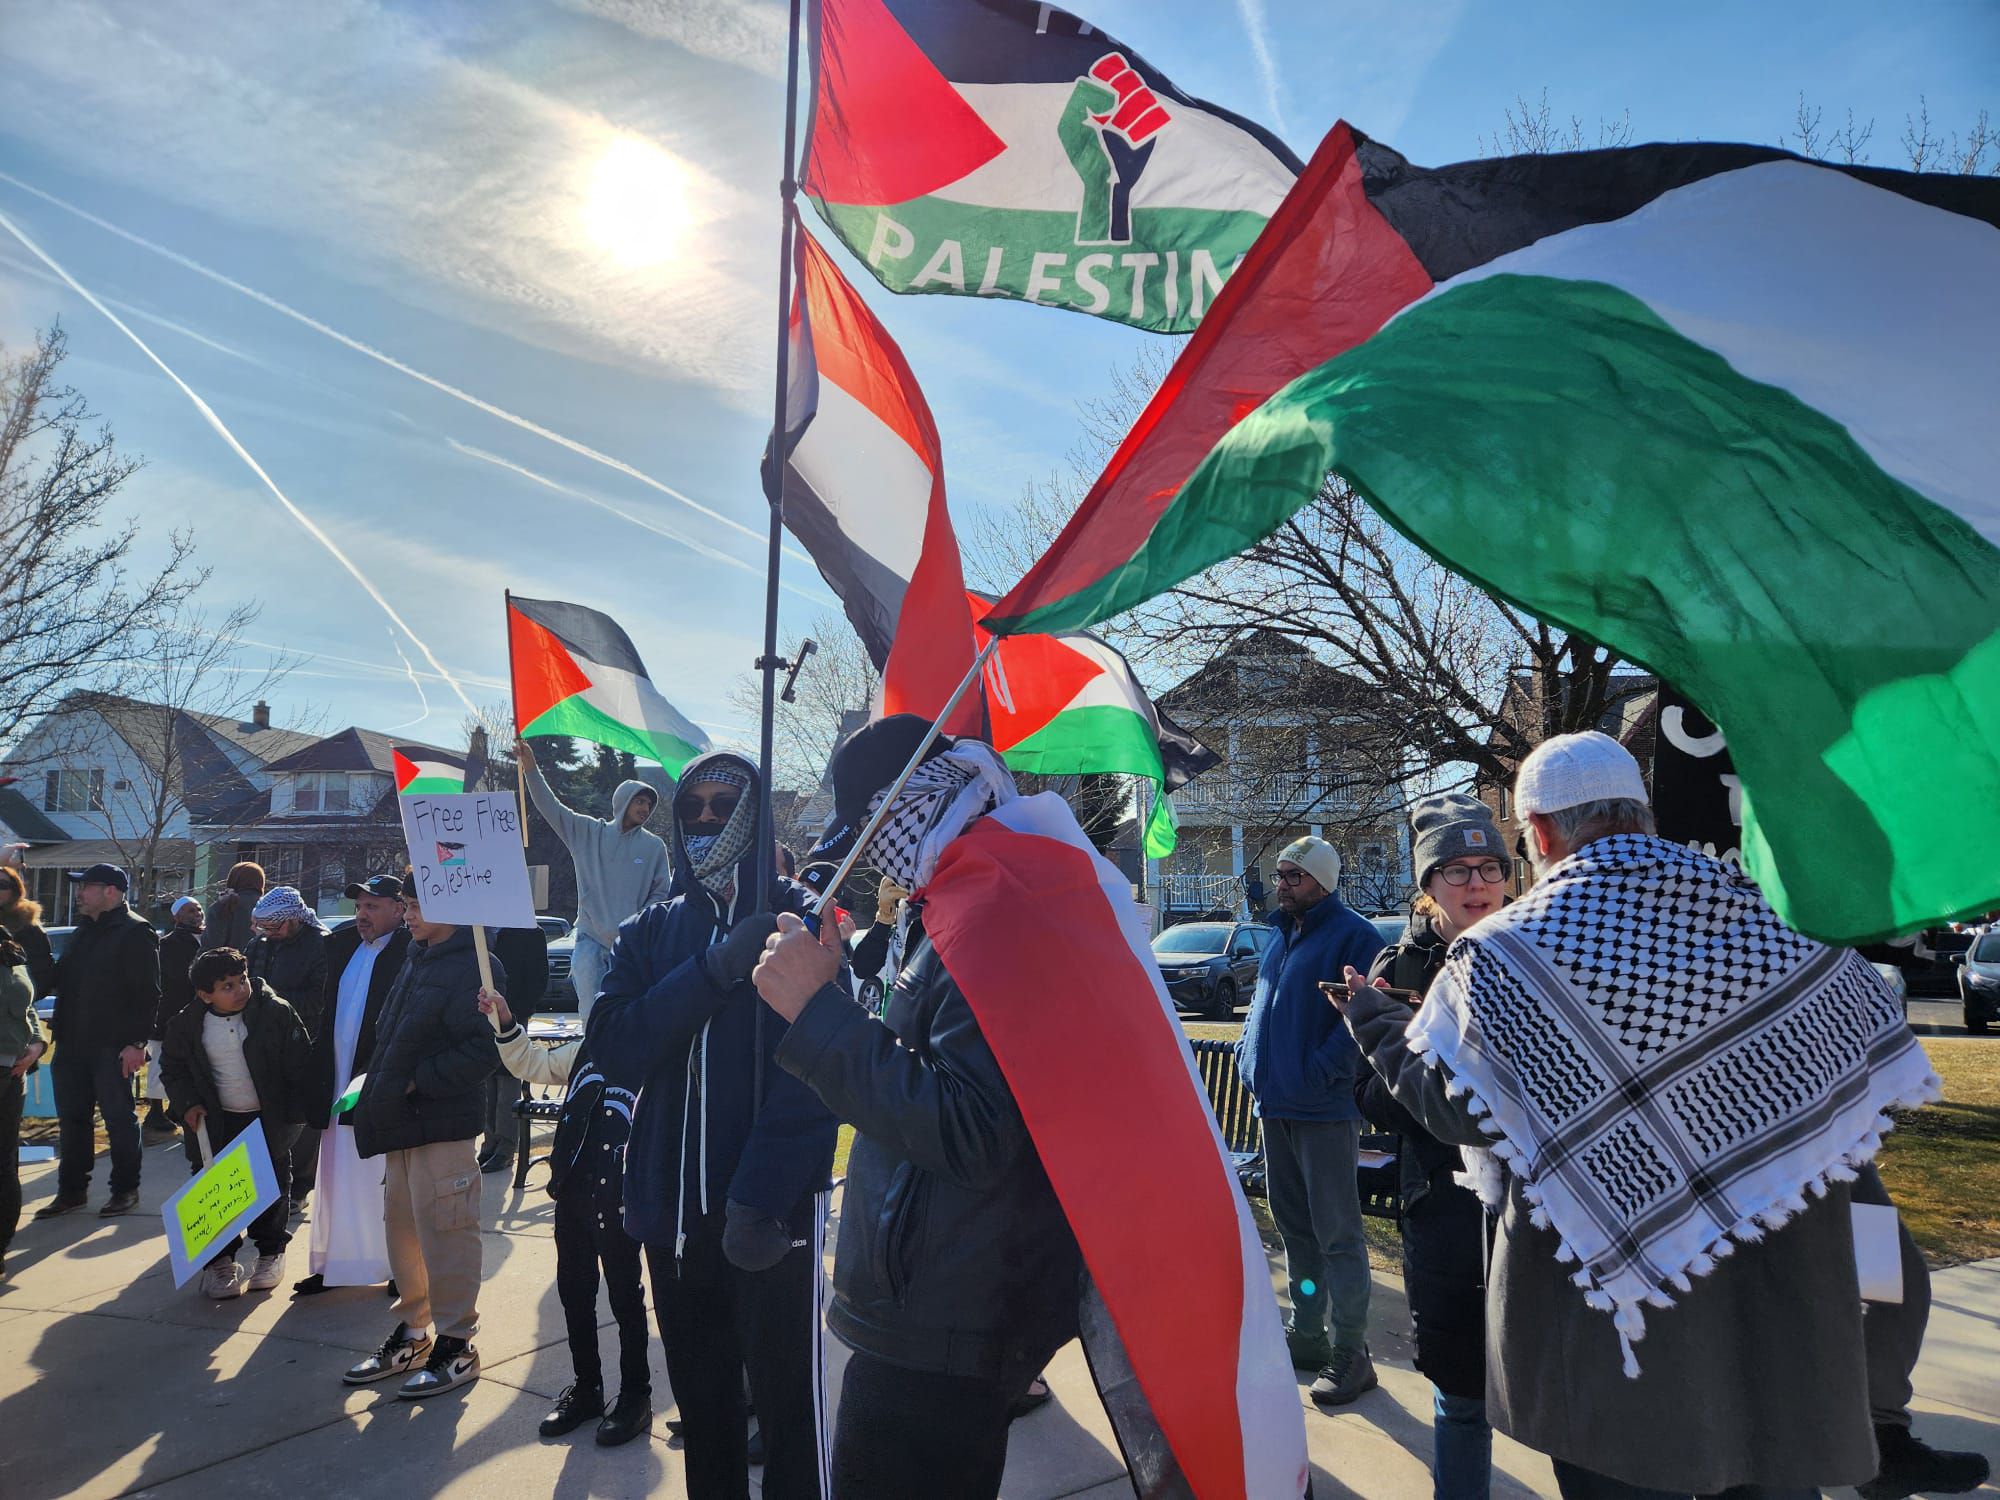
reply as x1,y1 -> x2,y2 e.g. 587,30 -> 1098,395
159,947 -> 312,1299
478,986 -> 651,1446
344,877 -> 498,1399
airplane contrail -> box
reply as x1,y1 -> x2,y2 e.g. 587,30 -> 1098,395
0,208 -> 480,719
449,440 -> 833,604
381,629 -> 435,732
0,170 -> 797,561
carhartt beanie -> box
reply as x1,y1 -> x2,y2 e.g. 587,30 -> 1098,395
1410,793 -> 1510,887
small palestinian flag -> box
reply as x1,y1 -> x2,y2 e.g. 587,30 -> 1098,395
990,125 -> 2000,943
507,595 -> 709,778
803,0 -> 1298,333
436,842 -> 467,867
392,746 -> 468,796
334,1074 -> 366,1115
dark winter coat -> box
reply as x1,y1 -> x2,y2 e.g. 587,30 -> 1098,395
778,936 -> 1084,1384
159,979 -> 314,1129
0,908 -> 55,999
201,888 -> 257,954
53,903 -> 159,1054
247,925 -> 329,1036
307,924 -> 411,1126
586,752 -> 838,1254
490,924 -> 549,1013
1354,908 -> 1487,1399
1237,892 -> 1384,1122
156,925 -> 202,1039
351,927 -> 499,1158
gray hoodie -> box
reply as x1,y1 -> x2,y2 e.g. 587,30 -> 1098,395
526,768 -> 674,948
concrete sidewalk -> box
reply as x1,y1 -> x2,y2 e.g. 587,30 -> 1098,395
0,1139 -> 1993,1499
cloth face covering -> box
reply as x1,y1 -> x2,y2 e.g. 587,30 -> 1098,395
862,743 -> 1015,892
1406,832 -> 1940,1375
678,762 -> 755,897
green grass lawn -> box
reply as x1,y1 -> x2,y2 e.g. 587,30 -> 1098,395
1876,1039 -> 2000,1267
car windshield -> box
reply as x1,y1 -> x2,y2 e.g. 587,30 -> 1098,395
1975,932 -> 2000,962
1153,924 -> 1231,955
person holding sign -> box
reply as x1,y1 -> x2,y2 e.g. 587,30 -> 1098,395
516,741 -> 671,1019
586,750 -> 837,1500
158,948 -> 313,1299
344,876 -> 500,1399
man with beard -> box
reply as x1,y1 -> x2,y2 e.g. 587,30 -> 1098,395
247,886 -> 330,1218
293,874 -> 410,1297
586,751 -> 837,1500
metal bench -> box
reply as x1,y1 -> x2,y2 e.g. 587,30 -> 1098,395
1187,1038 -> 1400,1222
509,1087 -> 564,1191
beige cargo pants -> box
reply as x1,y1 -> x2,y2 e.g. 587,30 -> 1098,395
384,1138 -> 483,1341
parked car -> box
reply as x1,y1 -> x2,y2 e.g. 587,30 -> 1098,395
1152,920 -> 1276,1021
1958,929 -> 2000,1035
1367,914 -> 1406,951
1909,927 -> 1973,998
544,924 -> 578,1011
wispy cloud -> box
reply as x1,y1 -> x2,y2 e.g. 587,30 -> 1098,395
1233,0 -> 1290,137
0,206 -> 480,718
555,0 -> 788,79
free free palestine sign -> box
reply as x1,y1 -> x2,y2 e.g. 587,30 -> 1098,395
398,792 -> 537,930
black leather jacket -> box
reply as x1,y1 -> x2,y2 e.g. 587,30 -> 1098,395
777,936 -> 1081,1384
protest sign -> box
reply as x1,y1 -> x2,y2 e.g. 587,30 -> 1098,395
162,1124 -> 281,1288
398,792 -> 538,930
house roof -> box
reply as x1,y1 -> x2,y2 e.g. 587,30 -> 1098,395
262,726 -> 451,776
0,786 -> 67,843
78,694 -> 266,823
1159,630 -> 1373,718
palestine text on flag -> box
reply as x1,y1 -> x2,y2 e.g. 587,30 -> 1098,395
989,127 -> 2000,943
803,0 -> 1298,333
922,791 -> 1308,1498
392,745 -> 468,797
507,596 -> 711,779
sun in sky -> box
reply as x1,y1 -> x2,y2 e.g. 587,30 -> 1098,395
580,135 -> 689,269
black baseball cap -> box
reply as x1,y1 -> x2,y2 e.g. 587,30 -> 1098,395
344,874 -> 405,900
64,863 -> 129,891
805,715 -> 951,872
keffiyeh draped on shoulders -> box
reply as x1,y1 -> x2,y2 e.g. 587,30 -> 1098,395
1406,833 -> 1938,1373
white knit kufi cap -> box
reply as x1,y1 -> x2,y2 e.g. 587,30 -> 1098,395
1276,835 -> 1341,894
1514,730 -> 1648,815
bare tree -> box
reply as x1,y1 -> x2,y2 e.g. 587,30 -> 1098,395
730,610 -> 879,802
1479,88 -> 1633,156
0,325 -> 198,748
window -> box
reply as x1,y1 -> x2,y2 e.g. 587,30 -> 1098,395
292,772 -> 352,814
43,769 -> 104,813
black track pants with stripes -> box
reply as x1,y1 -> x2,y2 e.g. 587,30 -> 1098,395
647,1201 -> 829,1500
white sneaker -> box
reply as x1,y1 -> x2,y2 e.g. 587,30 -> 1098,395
201,1259 -> 244,1300
245,1252 -> 286,1292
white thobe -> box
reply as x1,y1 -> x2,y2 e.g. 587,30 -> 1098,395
310,933 -> 392,1285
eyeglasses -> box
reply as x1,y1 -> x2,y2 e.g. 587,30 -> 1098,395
675,792 -> 739,822
1436,859 -> 1506,887
1275,869 -> 1311,887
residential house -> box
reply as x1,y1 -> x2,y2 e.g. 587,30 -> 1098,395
1152,631 -> 1410,922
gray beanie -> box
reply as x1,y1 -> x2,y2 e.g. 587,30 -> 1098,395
1410,793 -> 1510,887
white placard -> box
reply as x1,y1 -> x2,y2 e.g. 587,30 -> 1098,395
399,792 -> 538,929
1852,1201 -> 1905,1304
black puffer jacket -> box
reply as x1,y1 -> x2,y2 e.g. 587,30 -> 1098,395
248,925 -> 329,1037
159,979 -> 314,1128
777,936 -> 1083,1384
53,904 -> 159,1053
1354,907 -> 1487,1400
351,927 -> 499,1158
156,925 -> 201,1039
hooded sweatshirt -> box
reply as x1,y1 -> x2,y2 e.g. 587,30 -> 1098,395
525,767 -> 674,948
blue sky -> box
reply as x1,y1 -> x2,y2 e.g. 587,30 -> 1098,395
1,0 -> 1993,760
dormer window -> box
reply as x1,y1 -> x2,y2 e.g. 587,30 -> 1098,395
294,771 -> 351,814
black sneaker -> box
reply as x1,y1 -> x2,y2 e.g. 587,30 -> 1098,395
596,1387 -> 652,1447
399,1336 -> 479,1399
1309,1345 -> 1378,1407
538,1381 -> 604,1438
1860,1423 -> 1991,1500
342,1323 -> 434,1385
33,1193 -> 88,1220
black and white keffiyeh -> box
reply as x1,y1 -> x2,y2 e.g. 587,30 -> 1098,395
677,757 -> 757,898
1408,833 -> 1939,1374
862,742 -> 1015,892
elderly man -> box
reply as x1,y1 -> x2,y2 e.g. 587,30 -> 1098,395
1237,834 -> 1385,1405
248,886 -> 330,1217
1336,731 -> 1942,1499
294,874 -> 410,1297
37,864 -> 159,1218
517,742 -> 672,1019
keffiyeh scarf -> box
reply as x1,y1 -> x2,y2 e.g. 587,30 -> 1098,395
1407,833 -> 1939,1374
863,742 -> 1016,892
678,759 -> 756,898
252,885 -> 325,931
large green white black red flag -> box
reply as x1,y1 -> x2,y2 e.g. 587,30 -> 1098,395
802,0 -> 1299,332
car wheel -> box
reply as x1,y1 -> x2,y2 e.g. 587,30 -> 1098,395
1205,979 -> 1237,1022
1967,1010 -> 1992,1036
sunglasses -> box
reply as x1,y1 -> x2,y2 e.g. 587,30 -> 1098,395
675,791 -> 741,821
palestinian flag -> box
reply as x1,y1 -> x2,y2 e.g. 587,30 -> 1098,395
803,0 -> 1298,333
507,595 -> 710,778
392,746 -> 468,796
971,598 -> 1215,857
767,228 -> 979,733
922,791 -> 1307,1498
991,125 -> 2000,943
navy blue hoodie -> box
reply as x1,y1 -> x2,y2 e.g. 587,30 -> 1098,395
585,752 -> 838,1255
1236,892 -> 1385,1122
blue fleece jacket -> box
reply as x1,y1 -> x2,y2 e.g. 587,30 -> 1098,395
1237,894 -> 1386,1122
